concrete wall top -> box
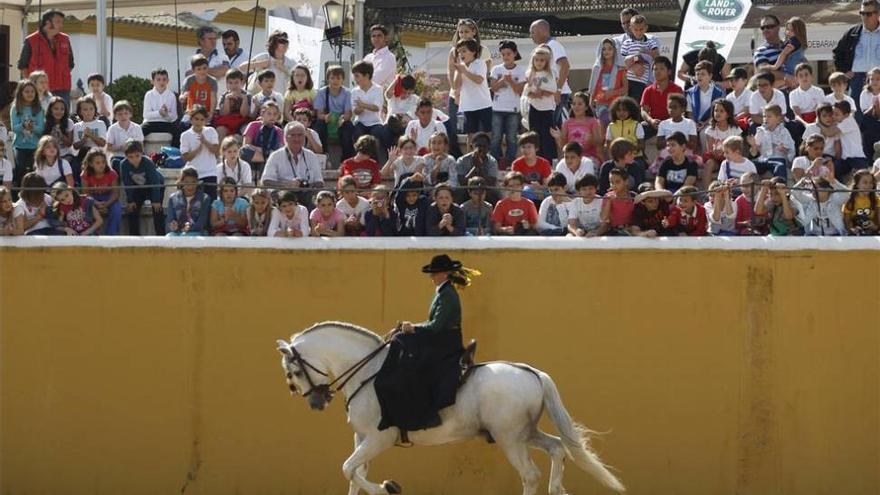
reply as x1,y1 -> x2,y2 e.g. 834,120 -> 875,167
3,236 -> 880,251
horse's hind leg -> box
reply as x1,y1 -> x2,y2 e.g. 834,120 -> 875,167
529,431 -> 567,495
348,433 -> 371,495
498,439 -> 541,495
342,432 -> 396,495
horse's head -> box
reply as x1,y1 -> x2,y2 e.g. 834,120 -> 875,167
276,339 -> 334,411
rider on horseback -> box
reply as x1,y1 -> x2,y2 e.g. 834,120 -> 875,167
375,254 -> 480,433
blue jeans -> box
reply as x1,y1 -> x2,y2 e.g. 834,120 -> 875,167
92,191 -> 122,235
445,97 -> 462,158
529,107 -> 556,160
53,90 -> 70,107
754,158 -> 788,180
627,80 -> 647,103
835,157 -> 870,177
12,147 -> 35,199
491,111 -> 520,163
554,93 -> 570,127
353,123 -> 391,152
313,118 -> 354,160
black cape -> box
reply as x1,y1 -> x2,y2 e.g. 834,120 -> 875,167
375,282 -> 463,431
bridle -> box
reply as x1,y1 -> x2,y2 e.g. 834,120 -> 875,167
283,334 -> 394,407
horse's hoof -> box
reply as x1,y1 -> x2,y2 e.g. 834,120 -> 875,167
382,479 -> 402,494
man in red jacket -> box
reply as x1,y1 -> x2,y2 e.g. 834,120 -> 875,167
18,9 -> 74,104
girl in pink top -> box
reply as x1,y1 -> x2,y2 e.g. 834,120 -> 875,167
598,168 -> 635,235
551,91 -> 604,163
309,190 -> 346,236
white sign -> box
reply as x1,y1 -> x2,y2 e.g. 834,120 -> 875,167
674,0 -> 753,86
267,14 -> 323,85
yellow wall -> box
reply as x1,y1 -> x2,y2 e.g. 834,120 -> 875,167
1,247 -> 879,495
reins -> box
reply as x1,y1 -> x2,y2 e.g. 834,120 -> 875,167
287,325 -> 401,407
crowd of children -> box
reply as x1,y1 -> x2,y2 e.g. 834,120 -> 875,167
3,14 -> 880,238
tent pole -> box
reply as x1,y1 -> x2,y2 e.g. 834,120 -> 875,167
245,0 -> 260,80
96,0 -> 107,78
174,0 -> 181,94
109,0 -> 116,83
354,0 -> 364,60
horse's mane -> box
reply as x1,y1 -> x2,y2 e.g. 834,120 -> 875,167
294,321 -> 384,344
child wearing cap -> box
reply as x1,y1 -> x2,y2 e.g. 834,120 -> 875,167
489,40 -> 526,167
724,67 -> 752,131
629,183 -> 673,237
733,172 -> 769,235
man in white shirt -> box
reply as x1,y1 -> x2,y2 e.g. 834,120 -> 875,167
190,27 -> 230,93
363,24 -> 397,90
261,122 -> 325,209
222,30 -> 249,69
530,19 -> 571,125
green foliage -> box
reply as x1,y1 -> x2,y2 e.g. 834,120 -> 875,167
106,75 -> 153,123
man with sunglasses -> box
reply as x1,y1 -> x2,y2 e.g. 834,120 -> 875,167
833,0 -> 880,100
754,15 -> 794,88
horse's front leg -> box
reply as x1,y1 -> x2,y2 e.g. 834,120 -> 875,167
347,433 -> 372,495
342,430 -> 397,495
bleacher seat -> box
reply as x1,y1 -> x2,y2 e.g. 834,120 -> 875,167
144,132 -> 173,155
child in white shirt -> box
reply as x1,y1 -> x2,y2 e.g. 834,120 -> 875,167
824,72 -> 857,110
717,136 -> 756,182
105,101 -> 144,165
142,68 -> 181,148
833,100 -> 868,176
350,60 -> 390,150
537,172 -> 571,235
566,173 -> 603,236
404,99 -> 447,154
789,64 -> 826,126
180,105 -> 221,200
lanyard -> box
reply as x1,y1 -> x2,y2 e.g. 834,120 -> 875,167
285,147 -> 308,182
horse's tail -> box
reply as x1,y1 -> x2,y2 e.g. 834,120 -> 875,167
539,371 -> 626,492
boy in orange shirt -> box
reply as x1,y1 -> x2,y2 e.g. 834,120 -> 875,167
179,55 -> 219,128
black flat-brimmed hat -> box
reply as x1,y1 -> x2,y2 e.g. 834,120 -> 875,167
422,254 -> 462,273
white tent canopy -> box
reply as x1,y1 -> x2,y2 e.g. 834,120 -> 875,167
4,0 -> 312,18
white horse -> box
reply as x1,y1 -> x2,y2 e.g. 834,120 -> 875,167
277,321 -> 625,495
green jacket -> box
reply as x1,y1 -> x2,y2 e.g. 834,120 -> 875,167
415,281 -> 461,334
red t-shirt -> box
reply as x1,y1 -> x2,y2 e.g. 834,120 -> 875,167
640,82 -> 684,121
339,157 -> 381,189
511,156 -> 552,184
81,169 -> 118,196
491,197 -> 538,227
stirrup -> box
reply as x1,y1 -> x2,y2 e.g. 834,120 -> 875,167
461,339 -> 477,369
397,429 -> 413,448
